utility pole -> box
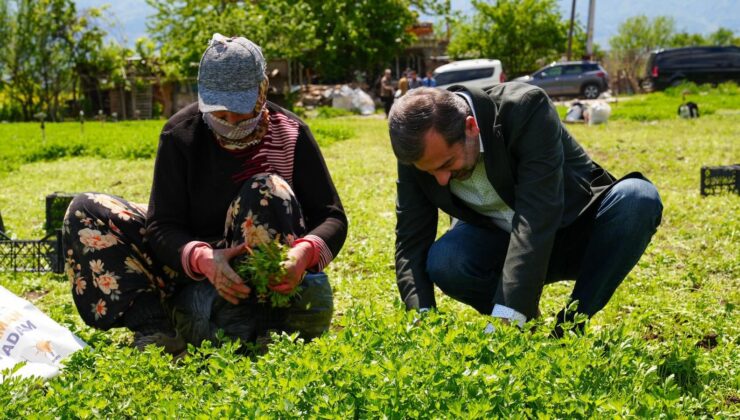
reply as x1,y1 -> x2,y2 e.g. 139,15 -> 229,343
586,0 -> 596,60
566,0 -> 576,61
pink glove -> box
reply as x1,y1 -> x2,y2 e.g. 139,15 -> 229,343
190,244 -> 251,305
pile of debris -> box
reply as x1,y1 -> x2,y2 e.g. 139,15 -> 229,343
292,84 -> 376,115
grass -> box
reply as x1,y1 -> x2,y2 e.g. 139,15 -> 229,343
0,90 -> 738,416
555,81 -> 740,122
610,82 -> 740,122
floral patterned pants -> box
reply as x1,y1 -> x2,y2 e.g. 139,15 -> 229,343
63,174 -> 307,336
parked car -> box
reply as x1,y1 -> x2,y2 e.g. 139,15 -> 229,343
433,59 -> 506,89
645,46 -> 740,90
514,61 -> 609,99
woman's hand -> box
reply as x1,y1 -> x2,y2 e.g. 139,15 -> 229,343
192,244 -> 251,304
269,242 -> 313,295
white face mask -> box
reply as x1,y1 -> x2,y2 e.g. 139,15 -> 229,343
205,112 -> 262,140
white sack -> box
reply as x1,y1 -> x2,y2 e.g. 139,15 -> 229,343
586,101 -> 611,125
0,286 -> 87,382
351,88 -> 376,115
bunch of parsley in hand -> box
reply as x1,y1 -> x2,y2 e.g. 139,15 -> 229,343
232,238 -> 298,307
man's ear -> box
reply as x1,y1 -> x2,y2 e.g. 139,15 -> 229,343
465,115 -> 480,138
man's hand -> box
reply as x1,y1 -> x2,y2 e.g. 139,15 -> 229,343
269,241 -> 313,295
483,318 -> 510,334
193,245 -> 251,305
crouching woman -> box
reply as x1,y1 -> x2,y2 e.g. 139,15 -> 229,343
62,34 -> 347,355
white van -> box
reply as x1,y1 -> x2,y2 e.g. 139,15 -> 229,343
433,59 -> 506,89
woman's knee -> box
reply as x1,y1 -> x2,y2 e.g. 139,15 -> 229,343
239,174 -> 296,200
65,192 -> 144,224
65,193 -> 94,222
231,175 -> 302,221
224,174 -> 307,248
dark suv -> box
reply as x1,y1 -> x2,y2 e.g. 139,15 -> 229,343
514,61 -> 609,99
646,46 -> 740,90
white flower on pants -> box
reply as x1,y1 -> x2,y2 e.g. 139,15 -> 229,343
78,228 -> 118,252
95,271 -> 120,295
124,256 -> 145,274
242,211 -> 271,247
124,256 -> 155,285
91,299 -> 107,320
89,259 -> 105,274
224,197 -> 241,237
74,277 -> 87,295
266,175 -> 294,201
86,193 -> 137,221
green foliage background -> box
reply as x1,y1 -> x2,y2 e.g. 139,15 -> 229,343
0,88 -> 738,416
448,0 -> 567,76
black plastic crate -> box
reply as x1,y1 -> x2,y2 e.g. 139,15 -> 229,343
0,230 -> 64,273
45,192 -> 78,234
700,165 -> 740,196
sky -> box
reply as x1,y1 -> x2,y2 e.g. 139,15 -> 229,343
75,0 -> 740,50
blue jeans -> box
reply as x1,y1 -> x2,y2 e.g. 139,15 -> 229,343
426,178 -> 663,317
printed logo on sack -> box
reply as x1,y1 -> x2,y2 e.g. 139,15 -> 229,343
0,310 -> 45,360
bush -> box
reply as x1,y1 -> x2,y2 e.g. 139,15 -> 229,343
309,119 -> 355,148
316,106 -> 355,118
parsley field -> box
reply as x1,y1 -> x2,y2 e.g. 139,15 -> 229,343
0,87 -> 738,417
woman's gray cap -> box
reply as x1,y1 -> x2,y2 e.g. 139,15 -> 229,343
198,33 -> 267,114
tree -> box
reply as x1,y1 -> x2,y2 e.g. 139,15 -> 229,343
146,0 -> 421,83
146,0 -> 320,80
2,1 -> 40,121
608,15 -> 675,79
447,0 -> 567,77
302,0 -> 417,82
669,32 -> 707,48
0,0 -> 106,121
707,27 -> 739,46
73,41 -> 129,116
0,1 -> 9,77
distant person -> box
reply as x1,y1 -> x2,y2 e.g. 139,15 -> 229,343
422,70 -> 436,87
379,69 -> 395,118
397,72 -> 409,98
388,84 -> 662,336
63,34 -> 347,355
408,70 -> 422,89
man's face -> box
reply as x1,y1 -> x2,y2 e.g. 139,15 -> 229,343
413,116 -> 481,186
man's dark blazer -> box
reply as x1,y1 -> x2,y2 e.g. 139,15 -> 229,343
394,82 -> 626,319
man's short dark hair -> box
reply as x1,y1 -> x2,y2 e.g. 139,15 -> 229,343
388,87 -> 470,164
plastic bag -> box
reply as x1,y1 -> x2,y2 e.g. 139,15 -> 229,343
565,102 -> 585,122
169,272 -> 333,346
327,85 -> 355,111
0,286 -> 87,382
586,101 -> 611,125
351,88 -> 376,116
325,85 -> 375,115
